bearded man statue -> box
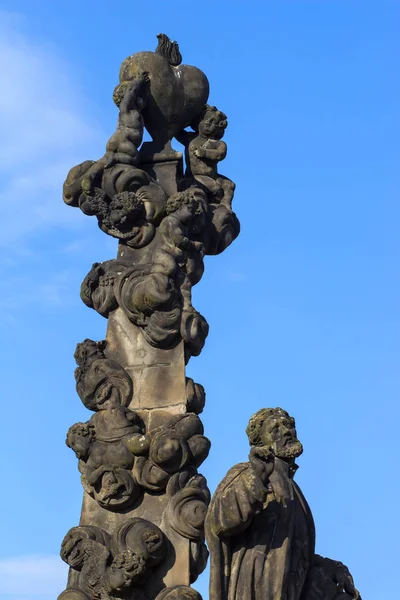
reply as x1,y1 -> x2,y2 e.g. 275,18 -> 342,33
205,408 -> 361,600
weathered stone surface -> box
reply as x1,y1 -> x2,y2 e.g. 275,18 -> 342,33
120,35 -> 209,150
58,31 -> 363,600
59,33 -> 235,599
303,555 -> 361,600
106,309 -> 186,411
155,586 -> 203,599
206,408 -> 361,600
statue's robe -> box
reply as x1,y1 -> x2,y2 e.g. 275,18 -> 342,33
206,457 -> 316,600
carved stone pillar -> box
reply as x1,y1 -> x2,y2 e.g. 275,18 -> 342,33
59,33 -> 239,600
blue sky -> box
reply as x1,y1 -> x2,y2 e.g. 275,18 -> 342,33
0,2 -> 398,599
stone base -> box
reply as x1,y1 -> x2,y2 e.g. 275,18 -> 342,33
140,141 -> 183,197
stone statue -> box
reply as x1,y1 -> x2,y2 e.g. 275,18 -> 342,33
63,34 -> 238,356
58,32 -> 362,600
206,408 -> 361,600
175,105 -> 235,209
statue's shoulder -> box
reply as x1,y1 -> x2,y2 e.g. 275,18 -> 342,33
215,461 -> 251,493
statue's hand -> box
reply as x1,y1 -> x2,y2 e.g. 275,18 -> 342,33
193,241 -> 204,253
249,446 -> 274,484
194,147 -> 206,158
120,75 -> 149,112
138,70 -> 150,83
333,562 -> 358,598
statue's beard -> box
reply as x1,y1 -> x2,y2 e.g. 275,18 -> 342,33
274,438 -> 303,459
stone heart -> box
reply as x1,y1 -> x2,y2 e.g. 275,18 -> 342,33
119,51 -> 209,147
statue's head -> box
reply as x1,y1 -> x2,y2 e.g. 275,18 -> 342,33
106,191 -> 145,233
246,407 -> 303,460
194,105 -> 227,140
108,551 -> 147,591
74,339 -> 133,411
66,422 -> 95,460
165,190 -> 203,222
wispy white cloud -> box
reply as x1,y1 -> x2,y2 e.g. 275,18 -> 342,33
0,10 -> 111,312
61,239 -> 90,254
61,233 -> 116,256
0,555 -> 68,598
0,269 -> 79,311
0,10 -> 104,247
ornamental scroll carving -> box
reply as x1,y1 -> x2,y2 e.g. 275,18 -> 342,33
128,413 -> 210,494
165,473 -> 210,584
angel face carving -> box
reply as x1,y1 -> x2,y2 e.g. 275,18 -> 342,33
61,519 -> 166,600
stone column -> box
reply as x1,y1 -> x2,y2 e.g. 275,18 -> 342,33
59,33 -> 239,600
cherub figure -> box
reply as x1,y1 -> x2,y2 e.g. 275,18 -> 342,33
105,551 -> 147,599
66,412 -> 142,510
63,71 -> 149,206
106,71 -> 150,167
66,339 -> 144,509
153,189 -> 205,310
80,71 -> 150,196
175,105 -> 235,209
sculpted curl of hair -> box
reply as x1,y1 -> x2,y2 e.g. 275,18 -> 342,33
246,407 -> 292,446
190,104 -> 228,133
165,190 -> 202,216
